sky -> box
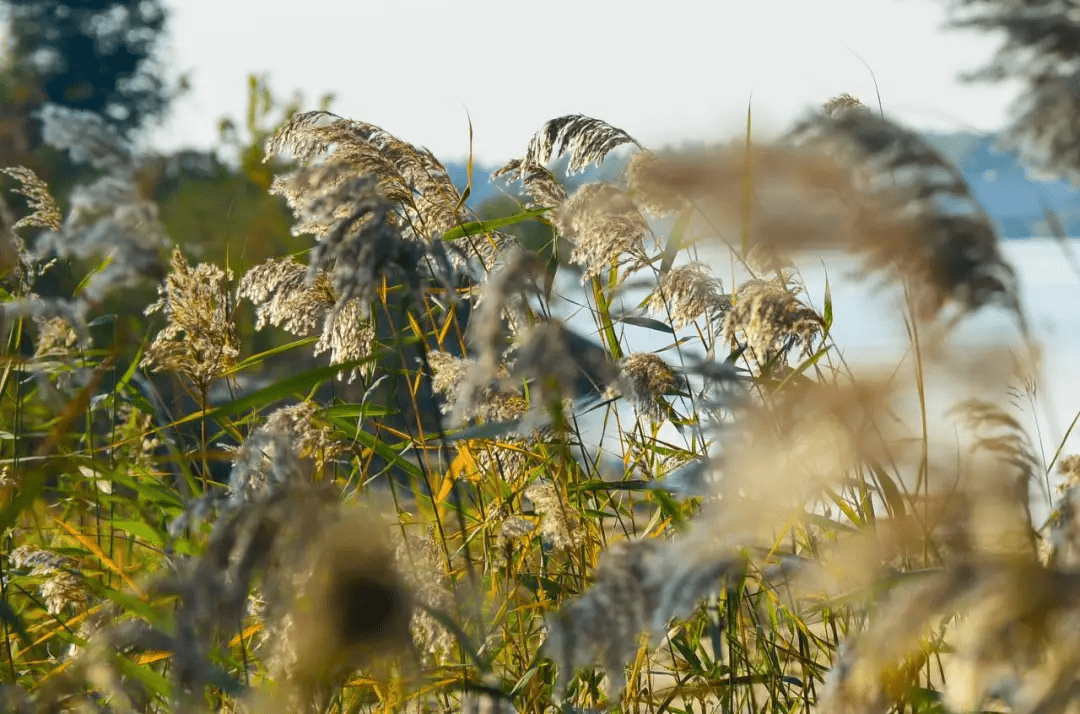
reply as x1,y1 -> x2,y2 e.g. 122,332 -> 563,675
147,0 -> 1024,166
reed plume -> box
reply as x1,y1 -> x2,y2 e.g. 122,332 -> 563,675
491,159 -> 568,209
507,114 -> 641,178
612,107 -> 1022,326
9,545 -> 88,615
394,529 -> 456,663
624,149 -> 692,217
524,483 -> 585,553
141,247 -> 239,389
645,262 -> 730,330
721,278 -> 823,368
266,109 -> 467,237
427,350 -> 527,423
556,182 -> 650,280
788,104 -> 1023,322
544,538 -> 741,699
616,352 -> 683,420
1,167 -> 62,232
237,257 -> 336,336
166,479 -> 411,708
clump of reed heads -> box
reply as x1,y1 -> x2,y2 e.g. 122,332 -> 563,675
394,529 -> 457,664
788,99 -> 1023,323
540,377 -> 898,701
620,102 -> 1023,328
279,506 -> 413,704
247,110 -> 487,384
262,400 -> 348,473
237,257 -> 337,336
496,116 -> 653,282
492,159 -> 568,210
266,110 -> 468,238
509,114 -> 641,178
817,477 -> 1075,714
1,166 -> 62,233
452,247 -> 550,425
165,475 -> 413,710
624,149 -> 692,217
32,315 -> 79,358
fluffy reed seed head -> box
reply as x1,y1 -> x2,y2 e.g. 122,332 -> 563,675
266,110 -> 466,237
624,149 -> 692,217
263,401 -> 347,473
470,433 -> 543,484
788,106 -> 1022,322
544,537 -> 740,699
524,483 -> 584,552
498,516 -> 537,545
225,427 -> 310,509
237,256 -> 376,383
428,350 -> 528,423
297,172 -> 424,311
823,93 -> 869,117
237,257 -> 336,335
286,509 -> 413,689
646,262 -> 731,330
167,480 -> 413,703
142,247 -> 238,387
449,229 -> 521,278
394,530 -> 455,663
468,247 -> 545,365
313,298 -> 376,383
556,182 -> 649,281
33,173 -> 170,305
617,352 -> 682,420
32,316 -> 78,358
1,296 -> 89,349
516,114 -> 640,177
428,350 -> 471,405
721,279 -> 822,368
491,159 -> 568,210
612,113 -> 1021,325
1,167 -> 62,232
10,545 -> 88,615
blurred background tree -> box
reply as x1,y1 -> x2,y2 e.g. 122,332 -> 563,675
3,0 -> 174,137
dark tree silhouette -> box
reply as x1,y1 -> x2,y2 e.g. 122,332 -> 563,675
4,0 -> 173,135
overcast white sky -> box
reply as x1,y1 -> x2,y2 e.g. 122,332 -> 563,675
148,0 -> 1022,165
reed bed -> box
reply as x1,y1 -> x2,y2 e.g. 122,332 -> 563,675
4,3 -> 1080,712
